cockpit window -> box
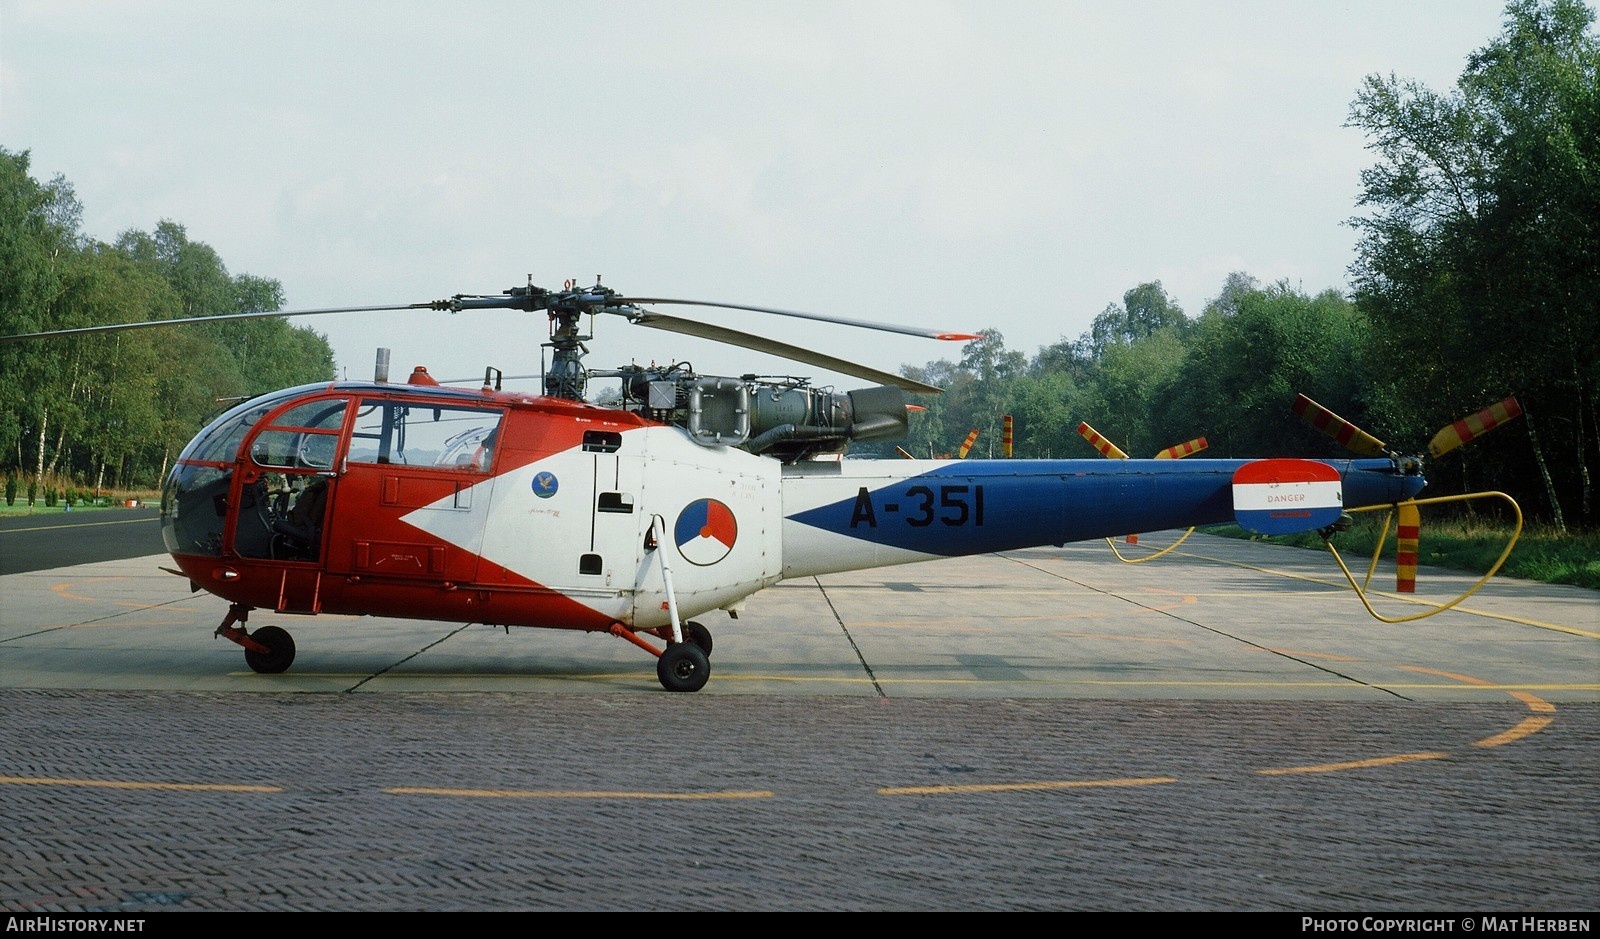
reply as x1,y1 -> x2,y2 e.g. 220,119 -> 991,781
251,430 -> 341,470
347,400 -> 504,471
186,402 -> 270,463
271,399 -> 350,432
180,388 -> 305,464
249,398 -> 350,471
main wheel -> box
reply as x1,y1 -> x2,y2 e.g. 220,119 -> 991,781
657,642 -> 710,693
681,620 -> 713,657
244,625 -> 296,674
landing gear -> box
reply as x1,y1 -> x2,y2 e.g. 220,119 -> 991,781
609,619 -> 717,692
244,625 -> 296,674
214,604 -> 297,674
657,641 -> 710,693
681,620 -> 713,656
656,620 -> 711,692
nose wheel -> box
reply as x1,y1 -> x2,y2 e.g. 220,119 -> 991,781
243,625 -> 297,674
657,641 -> 710,693
214,604 -> 297,674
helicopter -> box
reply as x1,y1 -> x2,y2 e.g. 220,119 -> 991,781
6,277 -> 1494,692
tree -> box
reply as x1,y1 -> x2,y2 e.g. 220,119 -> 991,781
1085,281 -> 1188,360
1202,272 -> 1262,319
1169,283 -> 1370,458
956,330 -> 1026,458
0,157 -> 336,490
0,149 -> 87,486
1348,0 -> 1599,527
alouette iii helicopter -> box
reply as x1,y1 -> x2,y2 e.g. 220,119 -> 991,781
4,277 -> 1520,692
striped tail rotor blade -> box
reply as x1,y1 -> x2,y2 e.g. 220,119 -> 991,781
894,446 -> 915,460
957,429 -> 980,459
1396,501 -> 1420,593
1154,436 -> 1209,460
1002,415 -> 1014,458
1292,394 -> 1387,456
1428,396 -> 1522,458
1077,422 -> 1129,460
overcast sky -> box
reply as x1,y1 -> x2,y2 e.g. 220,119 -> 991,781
1,0 -> 1522,393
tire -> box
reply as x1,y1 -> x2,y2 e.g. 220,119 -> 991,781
244,625 -> 296,674
681,620 -> 713,657
657,642 -> 710,693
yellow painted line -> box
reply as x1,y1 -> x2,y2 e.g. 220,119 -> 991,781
822,586 -> 1102,595
1,516 -> 155,533
0,774 -> 281,793
708,676 -> 1380,688
1474,717 -> 1554,748
1475,690 -> 1557,747
48,578 -> 186,611
61,620 -> 195,628
1121,590 -> 1346,598
386,786 -> 773,800
1260,648 -> 1362,662
1398,664 -> 1493,686
1257,752 -> 1450,775
880,776 -> 1178,795
849,622 -> 1000,632
1509,691 -> 1557,713
280,671 -> 1600,693
1438,610 -> 1600,638
1047,633 -> 1194,645
1174,549 -> 1600,638
1399,666 -> 1560,748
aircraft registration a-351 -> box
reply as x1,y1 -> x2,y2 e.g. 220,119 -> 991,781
6,278 -> 1518,692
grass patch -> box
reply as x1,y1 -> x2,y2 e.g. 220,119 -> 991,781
1203,515 -> 1600,591
0,491 -> 160,516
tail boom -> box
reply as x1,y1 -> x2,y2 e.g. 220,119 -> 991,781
780,457 -> 1423,578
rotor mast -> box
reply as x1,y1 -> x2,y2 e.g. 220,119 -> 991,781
431,277 -> 625,401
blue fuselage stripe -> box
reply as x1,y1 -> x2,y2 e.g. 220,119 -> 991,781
784,458 -> 1423,556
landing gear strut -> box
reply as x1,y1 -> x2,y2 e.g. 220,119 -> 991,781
611,619 -> 715,693
214,603 -> 297,674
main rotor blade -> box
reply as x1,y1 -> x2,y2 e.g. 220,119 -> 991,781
1076,422 -> 1129,459
1292,394 -> 1387,456
627,311 -> 942,394
957,429 -> 980,459
614,297 -> 981,343
0,303 -> 429,342
1153,436 -> 1209,459
1428,396 -> 1522,458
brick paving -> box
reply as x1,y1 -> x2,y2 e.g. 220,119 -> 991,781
2,689 -> 1595,912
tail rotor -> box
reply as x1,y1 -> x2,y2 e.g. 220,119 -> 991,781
1291,392 -> 1524,607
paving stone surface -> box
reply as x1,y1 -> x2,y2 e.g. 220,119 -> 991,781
2,690 -> 1595,912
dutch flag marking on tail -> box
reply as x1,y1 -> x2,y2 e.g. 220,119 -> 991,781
1232,459 -> 1344,536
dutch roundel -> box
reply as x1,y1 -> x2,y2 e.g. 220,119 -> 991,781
674,498 -> 738,566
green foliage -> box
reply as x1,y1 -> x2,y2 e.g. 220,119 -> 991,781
1206,517 -> 1600,590
1347,0 -> 1599,526
0,148 -> 335,488
4,475 -> 15,506
1167,284 -> 1371,458
1085,281 -> 1188,361
881,4 -> 1595,532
